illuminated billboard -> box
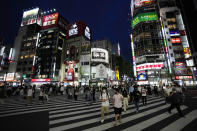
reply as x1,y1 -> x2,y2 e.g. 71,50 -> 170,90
174,62 -> 187,75
186,59 -> 194,66
184,47 -> 192,59
136,62 -> 164,71
175,76 -> 192,80
21,8 -> 40,26
42,13 -> 59,29
91,48 -> 109,63
131,12 -> 158,28
170,30 -> 180,36
66,21 -> 91,40
137,71 -> 147,80
171,38 -> 181,43
135,0 -> 155,8
6,73 -> 14,82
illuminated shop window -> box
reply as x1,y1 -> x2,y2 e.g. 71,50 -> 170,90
30,54 -> 34,58
20,56 -> 23,59
25,55 -> 29,58
167,18 -> 176,23
48,35 -> 52,38
26,43 -> 31,46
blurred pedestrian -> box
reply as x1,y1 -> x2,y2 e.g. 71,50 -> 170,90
133,87 -> 141,113
113,88 -> 123,126
100,88 -> 110,123
122,88 -> 129,112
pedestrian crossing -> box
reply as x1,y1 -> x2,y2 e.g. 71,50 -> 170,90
0,95 -> 196,131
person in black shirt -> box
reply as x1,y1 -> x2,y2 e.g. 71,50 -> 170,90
133,87 -> 141,113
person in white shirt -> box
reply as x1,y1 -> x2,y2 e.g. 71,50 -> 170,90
141,86 -> 147,106
113,88 -> 123,126
100,88 -> 110,123
26,86 -> 33,105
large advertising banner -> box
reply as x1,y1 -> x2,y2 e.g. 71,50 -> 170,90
91,64 -> 108,79
91,48 -> 109,63
6,73 -> 14,82
136,62 -> 164,71
135,0 -> 155,8
184,47 -> 192,59
174,62 -> 187,75
131,12 -> 158,28
42,13 -> 59,29
137,71 -> 147,80
21,8 -> 40,26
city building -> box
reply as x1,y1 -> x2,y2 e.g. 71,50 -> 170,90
8,7 -> 42,83
159,0 -> 195,86
130,0 -> 167,85
60,21 -> 91,86
32,10 -> 69,85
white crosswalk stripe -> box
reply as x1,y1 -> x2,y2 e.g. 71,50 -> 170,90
0,94 -> 196,131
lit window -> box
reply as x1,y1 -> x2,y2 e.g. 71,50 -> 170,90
25,55 -> 29,58
20,56 -> 23,59
30,54 -> 34,58
48,35 -> 52,38
26,43 -> 31,46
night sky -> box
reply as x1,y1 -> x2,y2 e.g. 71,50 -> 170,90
0,0 -> 132,61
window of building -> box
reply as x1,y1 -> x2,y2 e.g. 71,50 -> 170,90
26,43 -> 31,46
48,35 -> 52,38
25,55 -> 29,58
20,56 -> 23,59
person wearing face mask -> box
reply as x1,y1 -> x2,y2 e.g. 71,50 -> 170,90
100,87 -> 110,123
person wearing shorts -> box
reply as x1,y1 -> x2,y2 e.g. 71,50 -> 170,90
113,88 -> 123,126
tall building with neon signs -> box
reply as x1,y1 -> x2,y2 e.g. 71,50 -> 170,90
130,0 -> 167,85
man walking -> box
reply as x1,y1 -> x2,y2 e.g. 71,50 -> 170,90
133,87 -> 141,113
129,84 -> 134,104
141,86 -> 147,106
113,88 -> 123,126
168,88 -> 184,117
100,87 -> 110,123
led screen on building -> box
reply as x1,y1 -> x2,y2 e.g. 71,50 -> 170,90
137,71 -> 147,80
174,62 -> 187,75
21,8 -> 40,26
91,48 -> 109,63
42,13 -> 59,29
171,38 -> 181,43
135,0 -> 155,8
131,12 -> 158,28
184,47 -> 192,59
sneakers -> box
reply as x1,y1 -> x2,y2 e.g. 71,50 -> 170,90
113,123 -> 118,126
101,119 -> 104,123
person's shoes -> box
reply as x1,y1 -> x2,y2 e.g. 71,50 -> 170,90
101,119 -> 104,123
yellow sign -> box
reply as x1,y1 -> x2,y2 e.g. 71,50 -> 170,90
116,67 -> 119,80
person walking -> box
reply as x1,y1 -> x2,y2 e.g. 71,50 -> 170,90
112,88 -> 123,126
168,88 -> 184,117
100,88 -> 110,123
26,86 -> 33,106
133,87 -> 141,113
141,86 -> 147,106
154,85 -> 159,96
129,84 -> 134,104
74,87 -> 79,100
86,89 -> 92,105
122,88 -> 129,112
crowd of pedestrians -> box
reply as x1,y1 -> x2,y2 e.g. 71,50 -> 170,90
0,81 -> 186,126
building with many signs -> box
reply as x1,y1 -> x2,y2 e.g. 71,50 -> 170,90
32,10 -> 69,85
130,0 -> 196,86
8,7 -> 42,83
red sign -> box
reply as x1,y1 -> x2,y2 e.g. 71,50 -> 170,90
136,63 -> 164,71
171,38 -> 181,43
32,79 -> 51,82
175,76 -> 193,80
42,13 -> 59,29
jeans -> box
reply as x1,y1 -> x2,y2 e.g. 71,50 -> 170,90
142,96 -> 147,105
134,101 -> 139,111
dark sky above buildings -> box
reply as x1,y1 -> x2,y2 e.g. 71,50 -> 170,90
0,0 -> 132,61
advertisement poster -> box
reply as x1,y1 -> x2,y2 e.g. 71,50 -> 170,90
137,71 -> 147,80
174,62 -> 187,75
21,8 -> 39,26
6,73 -> 14,81
91,48 -> 109,63
184,47 -> 192,58
42,13 -> 59,29
135,0 -> 155,8
132,12 -> 158,28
